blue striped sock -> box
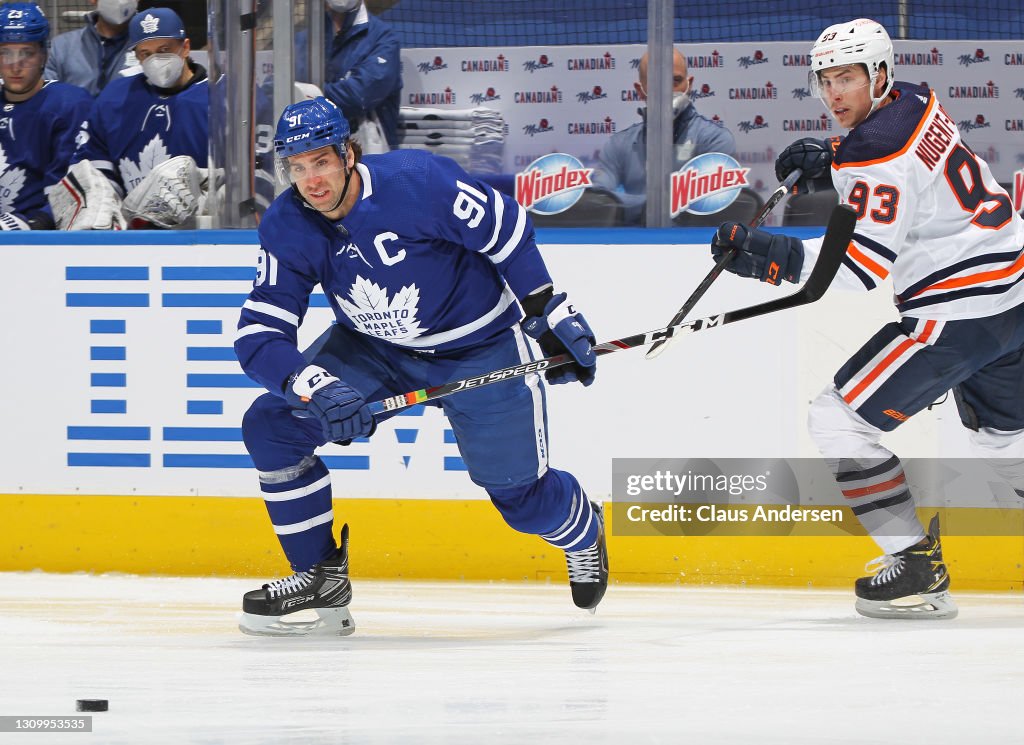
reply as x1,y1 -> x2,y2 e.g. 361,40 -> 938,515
259,456 -> 336,571
542,490 -> 598,551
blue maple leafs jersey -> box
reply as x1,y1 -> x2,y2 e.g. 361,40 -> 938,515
0,80 -> 91,219
235,149 -> 553,395
71,66 -> 209,195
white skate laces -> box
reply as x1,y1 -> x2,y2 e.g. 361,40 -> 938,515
565,543 -> 602,583
265,570 -> 316,599
864,554 -> 905,586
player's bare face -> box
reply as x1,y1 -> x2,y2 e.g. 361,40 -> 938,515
287,146 -> 351,218
818,65 -> 872,129
0,43 -> 44,99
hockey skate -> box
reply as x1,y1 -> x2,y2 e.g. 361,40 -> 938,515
854,514 -> 957,620
565,501 -> 609,612
238,524 -> 355,637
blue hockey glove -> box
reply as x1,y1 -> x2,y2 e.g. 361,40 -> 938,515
775,137 -> 837,194
711,222 -> 805,286
285,364 -> 376,444
521,289 -> 597,386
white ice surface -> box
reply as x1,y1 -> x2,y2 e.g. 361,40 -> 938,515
0,573 -> 1021,744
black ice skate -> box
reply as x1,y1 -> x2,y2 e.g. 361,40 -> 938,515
238,524 -> 355,636
565,501 -> 609,612
854,514 -> 957,620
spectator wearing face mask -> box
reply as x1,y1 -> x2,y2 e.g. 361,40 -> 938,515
44,0 -> 138,96
297,0 -> 401,152
53,7 -> 210,229
590,47 -> 737,225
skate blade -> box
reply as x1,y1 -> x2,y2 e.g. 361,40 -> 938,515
237,607 -> 356,637
855,591 -> 958,620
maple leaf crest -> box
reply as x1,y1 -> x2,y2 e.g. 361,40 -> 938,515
335,276 -> 427,341
0,140 -> 26,212
119,135 -> 170,191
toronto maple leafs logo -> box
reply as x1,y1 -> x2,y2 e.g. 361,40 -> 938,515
140,13 -> 160,34
0,140 -> 27,212
119,135 -> 171,191
335,277 -> 427,341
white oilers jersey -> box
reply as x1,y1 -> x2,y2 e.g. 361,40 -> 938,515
0,81 -> 91,217
71,67 -> 209,194
800,82 -> 1024,320
234,150 -> 552,395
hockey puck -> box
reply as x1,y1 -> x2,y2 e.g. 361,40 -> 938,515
76,699 -> 108,712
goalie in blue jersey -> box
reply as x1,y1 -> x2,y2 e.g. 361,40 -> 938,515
234,96 -> 608,636
50,7 -> 214,230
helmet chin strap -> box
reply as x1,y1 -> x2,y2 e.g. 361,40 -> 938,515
300,162 -> 354,216
322,165 -> 354,215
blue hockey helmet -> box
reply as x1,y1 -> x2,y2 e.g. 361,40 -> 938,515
0,3 -> 50,45
274,96 -> 351,160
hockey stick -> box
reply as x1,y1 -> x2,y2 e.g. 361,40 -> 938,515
368,204 -> 855,416
644,168 -> 804,360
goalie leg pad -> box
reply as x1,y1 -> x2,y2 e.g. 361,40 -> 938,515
49,161 -> 126,231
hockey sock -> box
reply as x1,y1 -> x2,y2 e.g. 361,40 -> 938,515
487,469 -> 598,549
541,484 -> 599,552
832,455 -> 925,554
258,455 -> 336,571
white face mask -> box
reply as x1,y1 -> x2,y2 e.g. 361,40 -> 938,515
142,52 -> 184,88
672,90 -> 691,116
326,0 -> 361,11
96,0 -> 138,26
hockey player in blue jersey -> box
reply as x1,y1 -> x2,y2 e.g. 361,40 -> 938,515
0,3 -> 91,230
50,7 -> 209,229
234,97 -> 608,636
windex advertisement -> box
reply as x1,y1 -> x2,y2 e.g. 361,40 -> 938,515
401,41 -> 1024,215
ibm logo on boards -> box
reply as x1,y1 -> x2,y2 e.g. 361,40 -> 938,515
63,263 -> 464,474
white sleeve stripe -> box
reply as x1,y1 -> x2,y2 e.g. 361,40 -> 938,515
243,299 -> 300,326
478,186 -> 504,254
234,324 -> 287,342
457,179 -> 488,203
488,203 -> 526,264
90,160 -> 114,171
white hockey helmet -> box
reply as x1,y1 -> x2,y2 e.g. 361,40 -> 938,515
809,18 -> 894,115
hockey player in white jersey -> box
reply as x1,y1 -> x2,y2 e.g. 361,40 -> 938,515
233,97 -> 608,636
50,7 -> 209,229
711,19 -> 1024,620
0,3 -> 91,230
